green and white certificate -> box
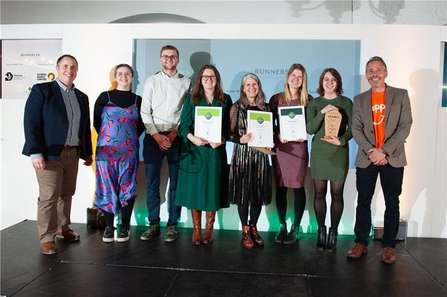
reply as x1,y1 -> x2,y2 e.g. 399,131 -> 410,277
194,106 -> 222,143
278,106 -> 307,141
247,110 -> 274,148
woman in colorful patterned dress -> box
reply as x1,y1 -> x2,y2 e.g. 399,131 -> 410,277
175,64 -> 232,245
228,73 -> 272,249
307,68 -> 352,252
94,64 -> 144,243
269,63 -> 311,245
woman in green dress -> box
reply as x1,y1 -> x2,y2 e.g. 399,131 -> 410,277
175,64 -> 232,245
307,68 -> 353,252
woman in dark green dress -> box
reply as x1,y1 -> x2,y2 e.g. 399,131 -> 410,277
307,68 -> 352,252
175,65 -> 232,245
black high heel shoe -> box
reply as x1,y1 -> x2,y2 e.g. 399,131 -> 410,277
316,226 -> 327,251
327,227 -> 338,252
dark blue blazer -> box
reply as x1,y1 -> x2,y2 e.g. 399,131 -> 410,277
22,81 -> 93,161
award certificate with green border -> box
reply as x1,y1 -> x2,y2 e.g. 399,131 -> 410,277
194,106 -> 222,143
247,110 -> 274,148
278,106 -> 307,141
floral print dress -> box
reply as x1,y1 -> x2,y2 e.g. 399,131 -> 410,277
94,92 -> 140,214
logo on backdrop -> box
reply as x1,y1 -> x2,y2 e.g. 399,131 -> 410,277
5,72 -> 25,81
254,68 -> 289,75
5,72 -> 13,81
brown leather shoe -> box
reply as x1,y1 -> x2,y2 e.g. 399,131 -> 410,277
60,229 -> 81,242
381,247 -> 396,264
41,241 -> 58,255
347,243 -> 368,258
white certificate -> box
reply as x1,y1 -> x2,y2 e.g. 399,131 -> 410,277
194,106 -> 222,143
247,110 -> 274,148
278,106 -> 307,141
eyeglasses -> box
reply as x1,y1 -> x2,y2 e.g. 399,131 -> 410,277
161,55 -> 178,60
202,75 -> 216,80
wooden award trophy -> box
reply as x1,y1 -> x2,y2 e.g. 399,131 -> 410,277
323,109 -> 342,139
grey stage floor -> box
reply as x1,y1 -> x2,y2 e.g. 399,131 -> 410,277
1,220 -> 446,297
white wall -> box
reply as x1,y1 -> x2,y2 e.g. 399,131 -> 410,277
1,1 -> 446,25
1,23 -> 446,239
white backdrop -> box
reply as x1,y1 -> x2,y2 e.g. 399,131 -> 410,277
1,23 -> 446,238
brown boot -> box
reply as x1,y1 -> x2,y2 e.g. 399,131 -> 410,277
203,211 -> 216,245
191,209 -> 202,245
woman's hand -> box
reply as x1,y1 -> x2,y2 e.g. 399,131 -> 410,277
240,133 -> 253,144
321,104 -> 338,115
192,136 -> 208,146
278,134 -> 288,144
321,135 -> 341,146
209,137 -> 226,149
188,133 -> 208,146
279,134 -> 306,144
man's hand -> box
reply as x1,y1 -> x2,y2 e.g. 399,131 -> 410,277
367,147 -> 387,166
153,133 -> 172,150
31,157 -> 46,170
167,130 -> 178,144
84,156 -> 93,166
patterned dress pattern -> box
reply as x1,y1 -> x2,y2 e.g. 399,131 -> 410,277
269,94 -> 309,188
94,93 -> 140,214
228,102 -> 272,207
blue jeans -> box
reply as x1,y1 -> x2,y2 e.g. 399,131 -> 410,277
143,134 -> 181,227
354,164 -> 404,248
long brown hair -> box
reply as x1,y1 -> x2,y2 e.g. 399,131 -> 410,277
279,63 -> 309,106
191,64 -> 225,105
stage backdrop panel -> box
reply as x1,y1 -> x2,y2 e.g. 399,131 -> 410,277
134,39 -> 360,168
1,39 -> 62,99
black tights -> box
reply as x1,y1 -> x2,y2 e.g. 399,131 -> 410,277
313,179 -> 344,229
102,198 -> 135,228
276,187 -> 306,226
238,204 -> 262,226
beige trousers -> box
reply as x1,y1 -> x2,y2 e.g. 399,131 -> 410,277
35,147 -> 80,243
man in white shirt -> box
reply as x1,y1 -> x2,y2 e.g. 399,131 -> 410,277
140,45 -> 191,242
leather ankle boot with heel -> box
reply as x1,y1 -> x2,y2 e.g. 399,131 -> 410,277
202,211 -> 215,245
275,223 -> 287,244
250,225 -> 264,246
241,225 -> 254,249
327,227 -> 338,252
316,226 -> 327,251
191,209 -> 202,245
284,225 -> 299,245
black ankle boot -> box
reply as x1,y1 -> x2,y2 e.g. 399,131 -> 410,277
327,227 -> 338,252
316,226 -> 327,251
283,225 -> 299,245
275,223 -> 287,244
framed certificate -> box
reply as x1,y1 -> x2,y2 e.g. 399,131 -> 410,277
247,110 -> 274,148
194,106 -> 222,143
278,106 -> 307,141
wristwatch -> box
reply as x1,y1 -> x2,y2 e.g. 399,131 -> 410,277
381,148 -> 388,156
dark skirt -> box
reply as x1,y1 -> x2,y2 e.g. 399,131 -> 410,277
228,143 -> 272,206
